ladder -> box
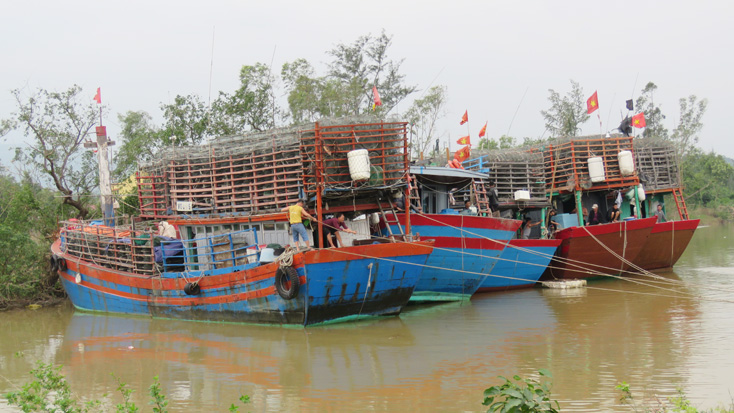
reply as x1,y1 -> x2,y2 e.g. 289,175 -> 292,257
408,175 -> 422,213
377,197 -> 404,236
472,179 -> 491,216
672,188 -> 689,220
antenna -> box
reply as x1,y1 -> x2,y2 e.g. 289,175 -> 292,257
506,87 -> 529,137
208,26 -> 215,108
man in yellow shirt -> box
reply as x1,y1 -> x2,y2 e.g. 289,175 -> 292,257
281,199 -> 315,249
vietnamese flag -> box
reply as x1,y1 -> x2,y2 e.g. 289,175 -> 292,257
457,135 -> 471,146
93,87 -> 101,104
478,122 -> 487,138
454,145 -> 471,161
460,110 -> 468,125
586,91 -> 598,114
631,112 -> 646,128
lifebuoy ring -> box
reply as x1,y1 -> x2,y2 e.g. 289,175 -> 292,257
275,266 -> 299,300
57,258 -> 67,271
183,282 -> 201,296
50,255 -> 58,271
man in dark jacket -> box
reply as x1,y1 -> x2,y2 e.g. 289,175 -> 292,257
587,204 -> 604,225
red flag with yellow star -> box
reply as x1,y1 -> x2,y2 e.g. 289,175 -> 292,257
456,135 -> 471,146
586,91 -> 598,114
454,145 -> 471,162
478,122 -> 487,138
460,110 -> 468,125
631,112 -> 646,128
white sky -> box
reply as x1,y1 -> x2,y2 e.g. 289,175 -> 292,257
2,0 -> 733,169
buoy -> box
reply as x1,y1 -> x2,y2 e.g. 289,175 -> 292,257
183,282 -> 201,295
347,149 -> 371,180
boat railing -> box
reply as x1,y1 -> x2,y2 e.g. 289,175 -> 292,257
59,219 -> 158,276
159,228 -> 260,274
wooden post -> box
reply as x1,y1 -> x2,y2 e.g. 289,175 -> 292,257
314,122 -> 324,248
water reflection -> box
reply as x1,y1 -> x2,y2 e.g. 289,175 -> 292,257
2,225 -> 733,411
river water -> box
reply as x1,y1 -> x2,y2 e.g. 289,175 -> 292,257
1,223 -> 733,411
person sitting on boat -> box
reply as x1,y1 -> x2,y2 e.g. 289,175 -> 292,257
461,200 -> 478,216
323,213 -> 357,248
656,204 -> 667,223
608,204 -> 621,223
282,199 -> 315,249
587,204 -> 605,226
522,217 -> 540,239
158,221 -> 177,238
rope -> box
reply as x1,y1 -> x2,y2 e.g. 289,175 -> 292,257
277,246 -> 296,268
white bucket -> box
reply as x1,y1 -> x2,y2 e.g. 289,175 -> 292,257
347,149 -> 371,181
588,157 -> 606,183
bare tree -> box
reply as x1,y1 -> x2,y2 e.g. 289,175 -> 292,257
407,86 -> 447,158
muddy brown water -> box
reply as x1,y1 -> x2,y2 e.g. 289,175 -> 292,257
1,224 -> 733,411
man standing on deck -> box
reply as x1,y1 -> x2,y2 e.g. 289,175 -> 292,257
323,213 -> 357,248
282,199 -> 315,249
522,217 -> 540,239
656,204 -> 667,223
487,181 -> 500,217
587,204 -> 604,225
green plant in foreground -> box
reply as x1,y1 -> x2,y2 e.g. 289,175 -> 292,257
617,381 -> 734,413
148,376 -> 168,413
482,369 -> 560,412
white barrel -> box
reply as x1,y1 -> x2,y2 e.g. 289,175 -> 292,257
588,157 -> 606,183
618,150 -> 635,176
347,149 -> 371,181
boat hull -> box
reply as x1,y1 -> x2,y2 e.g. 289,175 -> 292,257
392,214 -> 521,301
540,217 -> 657,280
52,239 -> 433,326
631,219 -> 700,271
477,239 -> 561,292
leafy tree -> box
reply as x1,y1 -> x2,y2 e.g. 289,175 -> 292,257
634,82 -> 669,139
671,95 -> 708,157
680,150 -> 734,207
540,80 -> 589,137
406,86 -> 448,158
327,30 -> 415,115
211,63 -> 279,134
5,85 -> 99,218
477,135 -> 517,150
281,58 -> 322,123
113,111 -> 160,181
160,94 -> 210,146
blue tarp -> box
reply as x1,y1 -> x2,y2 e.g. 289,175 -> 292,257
154,237 -> 184,263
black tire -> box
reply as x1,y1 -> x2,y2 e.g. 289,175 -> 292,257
50,255 -> 58,271
275,266 -> 299,300
183,282 -> 201,296
57,258 -> 67,271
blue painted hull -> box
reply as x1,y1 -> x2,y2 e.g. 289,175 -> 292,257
53,240 -> 433,326
390,214 -> 522,301
478,240 -> 561,292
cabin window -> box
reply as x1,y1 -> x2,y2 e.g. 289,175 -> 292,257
263,223 -> 275,231
275,222 -> 287,231
223,225 -> 232,231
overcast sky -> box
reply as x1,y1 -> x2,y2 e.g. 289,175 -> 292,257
2,0 -> 732,170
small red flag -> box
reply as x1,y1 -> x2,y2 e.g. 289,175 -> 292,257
372,86 -> 382,110
457,135 -> 471,146
478,122 -> 487,138
460,110 -> 468,125
93,87 -> 101,104
631,112 -> 646,128
454,145 -> 471,161
586,91 -> 598,114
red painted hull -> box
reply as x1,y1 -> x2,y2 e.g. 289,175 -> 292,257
541,217 -> 657,280
631,219 -> 700,271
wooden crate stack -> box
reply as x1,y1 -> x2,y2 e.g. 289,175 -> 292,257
543,135 -> 639,194
633,140 -> 681,192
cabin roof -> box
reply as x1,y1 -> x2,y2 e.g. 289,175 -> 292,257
409,165 -> 487,180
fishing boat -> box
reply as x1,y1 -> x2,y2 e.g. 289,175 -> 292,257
385,166 -> 521,301
52,118 -> 436,325
477,238 -> 561,292
632,219 -> 700,271
51,215 -> 433,326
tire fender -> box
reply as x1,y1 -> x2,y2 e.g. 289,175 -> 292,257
275,266 -> 299,300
